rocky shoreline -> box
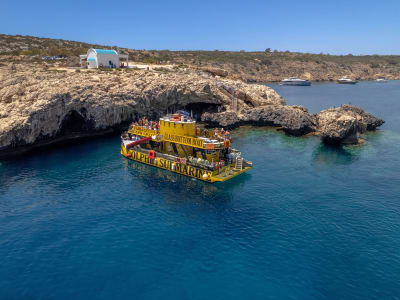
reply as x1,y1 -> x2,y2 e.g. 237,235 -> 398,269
198,63 -> 400,84
202,104 -> 384,144
0,63 -> 384,158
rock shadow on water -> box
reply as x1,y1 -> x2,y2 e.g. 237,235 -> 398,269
312,143 -> 361,166
233,126 -> 315,149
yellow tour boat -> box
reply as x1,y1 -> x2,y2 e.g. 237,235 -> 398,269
120,112 -> 252,183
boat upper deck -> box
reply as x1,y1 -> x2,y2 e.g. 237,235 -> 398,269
126,112 -> 233,150
127,125 -> 227,150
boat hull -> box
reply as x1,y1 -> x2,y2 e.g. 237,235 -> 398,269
280,81 -> 311,86
121,145 -> 251,183
337,81 -> 357,84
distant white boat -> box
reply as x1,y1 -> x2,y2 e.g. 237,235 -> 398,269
337,77 -> 358,84
376,78 -> 388,83
280,77 -> 311,86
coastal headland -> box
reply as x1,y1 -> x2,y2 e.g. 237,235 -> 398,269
2,34 -> 400,82
0,34 -> 389,157
0,57 -> 384,158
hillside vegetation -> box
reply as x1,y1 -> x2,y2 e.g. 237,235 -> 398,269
1,33 -> 399,82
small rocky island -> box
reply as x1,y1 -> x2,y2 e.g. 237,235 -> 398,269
0,62 -> 384,158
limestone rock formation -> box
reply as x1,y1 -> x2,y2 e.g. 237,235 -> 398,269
317,110 -> 365,144
201,111 -> 241,128
242,105 -> 316,136
0,66 -> 283,156
316,105 -> 384,144
335,104 -> 385,130
201,104 -> 384,143
0,62 -> 386,157
202,105 -> 316,136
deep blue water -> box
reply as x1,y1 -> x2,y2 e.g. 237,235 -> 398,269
1,81 -> 400,299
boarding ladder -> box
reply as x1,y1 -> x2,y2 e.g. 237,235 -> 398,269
235,156 -> 243,171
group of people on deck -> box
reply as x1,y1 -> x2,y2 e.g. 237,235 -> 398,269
131,117 -> 230,140
132,117 -> 160,130
214,127 -> 230,140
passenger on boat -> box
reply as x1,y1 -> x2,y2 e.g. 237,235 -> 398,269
196,126 -> 201,136
214,128 -> 219,138
220,128 -> 225,137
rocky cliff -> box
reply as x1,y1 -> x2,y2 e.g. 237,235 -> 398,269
0,63 -> 384,158
0,64 -> 283,156
316,105 -> 385,144
202,104 -> 384,143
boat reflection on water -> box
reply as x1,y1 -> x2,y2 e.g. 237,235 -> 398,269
122,158 -> 251,203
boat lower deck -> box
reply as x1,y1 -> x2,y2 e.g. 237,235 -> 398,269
210,165 -> 252,182
121,144 -> 251,183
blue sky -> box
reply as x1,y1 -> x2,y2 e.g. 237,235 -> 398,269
2,0 -> 399,54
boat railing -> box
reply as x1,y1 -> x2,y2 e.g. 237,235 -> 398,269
130,146 -> 234,172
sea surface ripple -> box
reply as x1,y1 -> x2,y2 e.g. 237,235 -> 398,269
1,81 -> 400,299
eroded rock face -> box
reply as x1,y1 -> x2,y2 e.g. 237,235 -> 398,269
201,111 -> 241,128
0,66 -> 283,155
336,104 -> 385,130
202,105 -> 316,136
201,104 -> 384,143
316,105 -> 384,144
242,105 -> 316,136
317,110 -> 365,144
0,63 -> 386,157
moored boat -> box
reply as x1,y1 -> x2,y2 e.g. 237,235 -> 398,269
376,78 -> 388,83
120,112 -> 252,183
280,77 -> 311,86
337,77 -> 358,84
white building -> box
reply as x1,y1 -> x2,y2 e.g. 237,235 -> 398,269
79,48 -> 129,69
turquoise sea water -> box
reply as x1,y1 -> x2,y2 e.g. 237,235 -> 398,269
1,81 -> 400,299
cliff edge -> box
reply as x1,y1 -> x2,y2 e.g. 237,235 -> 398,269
0,64 -> 283,156
0,64 -> 384,158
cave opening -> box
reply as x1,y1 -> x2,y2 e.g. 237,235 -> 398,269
59,110 -> 95,135
169,102 -> 221,120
